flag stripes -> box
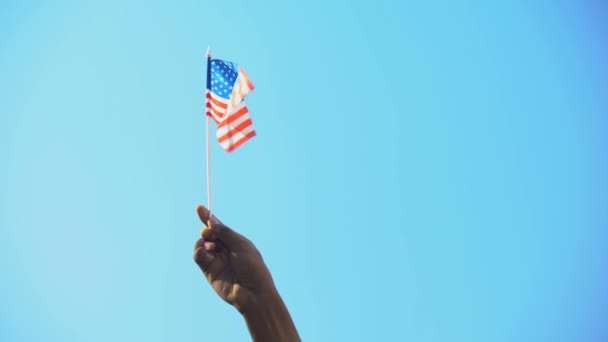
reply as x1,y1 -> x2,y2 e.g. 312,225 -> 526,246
206,59 -> 256,152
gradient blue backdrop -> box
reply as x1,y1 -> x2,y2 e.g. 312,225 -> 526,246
1,1 -> 607,341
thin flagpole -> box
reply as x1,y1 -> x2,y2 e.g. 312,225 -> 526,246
205,46 -> 212,217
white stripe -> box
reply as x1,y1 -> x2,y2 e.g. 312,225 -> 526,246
208,101 -> 225,118
208,91 -> 228,105
216,111 -> 251,137
207,91 -> 228,121
221,100 -> 246,123
206,110 -> 222,123
235,75 -> 253,99
216,101 -> 247,124
238,66 -> 254,92
219,125 -> 256,150
208,91 -> 229,109
226,75 -> 253,112
209,98 -> 226,113
239,75 -> 253,94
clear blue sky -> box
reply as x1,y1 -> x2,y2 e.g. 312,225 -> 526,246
1,1 -> 607,341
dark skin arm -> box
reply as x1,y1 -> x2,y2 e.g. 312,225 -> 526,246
193,205 -> 300,342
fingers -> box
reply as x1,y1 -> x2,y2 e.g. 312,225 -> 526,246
196,205 -> 249,250
194,238 -> 217,252
201,227 -> 216,241
194,238 -> 224,272
194,239 -> 228,285
203,241 -> 217,251
208,219 -> 248,250
193,245 -> 214,269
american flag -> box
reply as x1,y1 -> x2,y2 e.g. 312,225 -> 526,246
206,58 -> 256,152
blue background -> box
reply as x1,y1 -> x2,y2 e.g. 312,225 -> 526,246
1,1 -> 607,341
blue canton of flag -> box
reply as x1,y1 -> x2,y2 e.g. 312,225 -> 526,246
210,60 -> 239,99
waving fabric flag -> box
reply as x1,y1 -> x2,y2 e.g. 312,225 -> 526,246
206,58 -> 256,152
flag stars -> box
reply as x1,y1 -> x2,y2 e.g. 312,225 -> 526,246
208,59 -> 241,100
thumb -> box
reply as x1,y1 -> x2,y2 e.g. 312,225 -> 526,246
196,205 -> 247,249
196,205 -> 213,226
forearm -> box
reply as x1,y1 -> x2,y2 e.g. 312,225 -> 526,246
240,289 -> 300,342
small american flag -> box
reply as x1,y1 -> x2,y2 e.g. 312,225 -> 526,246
206,58 -> 256,152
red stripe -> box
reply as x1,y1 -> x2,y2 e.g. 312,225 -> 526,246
207,102 -> 225,116
208,94 -> 228,109
218,119 -> 253,143
206,102 -> 225,119
218,106 -> 249,128
206,110 -> 220,124
206,106 -> 223,121
226,130 -> 256,152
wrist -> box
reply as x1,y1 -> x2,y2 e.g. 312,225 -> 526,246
240,287 -> 300,342
238,285 -> 282,315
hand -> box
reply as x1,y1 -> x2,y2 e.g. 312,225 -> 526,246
193,205 -> 301,342
193,205 -> 276,313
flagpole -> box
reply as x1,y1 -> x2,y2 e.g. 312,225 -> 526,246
205,46 -> 212,217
